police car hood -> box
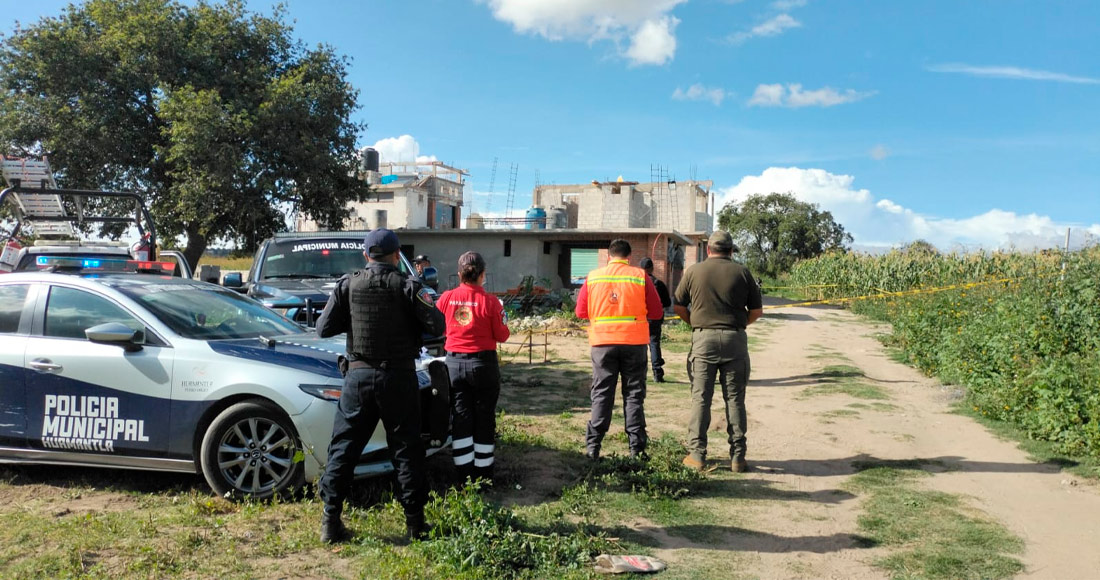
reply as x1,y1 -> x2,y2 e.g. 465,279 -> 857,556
207,333 -> 344,379
255,278 -> 340,303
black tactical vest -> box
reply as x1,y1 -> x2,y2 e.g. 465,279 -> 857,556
347,266 -> 419,360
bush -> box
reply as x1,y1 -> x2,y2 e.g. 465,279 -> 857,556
420,483 -> 612,578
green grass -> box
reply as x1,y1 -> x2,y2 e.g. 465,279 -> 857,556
198,254 -> 254,270
800,365 -> 890,400
819,409 -> 860,421
848,402 -> 900,412
845,461 -> 1024,580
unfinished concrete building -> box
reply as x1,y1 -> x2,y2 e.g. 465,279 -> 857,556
296,158 -> 468,231
531,179 -> 714,233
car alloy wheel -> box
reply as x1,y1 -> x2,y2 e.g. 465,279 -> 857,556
200,400 -> 303,499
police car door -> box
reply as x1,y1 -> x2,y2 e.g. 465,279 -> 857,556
0,283 -> 34,446
24,284 -> 174,457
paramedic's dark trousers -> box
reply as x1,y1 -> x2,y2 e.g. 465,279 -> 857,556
446,351 -> 501,480
586,344 -> 648,456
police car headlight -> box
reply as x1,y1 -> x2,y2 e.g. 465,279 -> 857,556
299,384 -> 342,401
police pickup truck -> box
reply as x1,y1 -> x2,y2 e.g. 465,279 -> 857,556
225,232 -> 443,351
0,185 -> 193,278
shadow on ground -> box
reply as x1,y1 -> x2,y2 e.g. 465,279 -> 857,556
751,454 -> 1069,478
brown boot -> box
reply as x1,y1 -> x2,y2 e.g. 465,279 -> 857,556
732,458 -> 749,473
681,454 -> 705,471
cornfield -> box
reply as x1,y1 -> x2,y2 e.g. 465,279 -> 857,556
788,248 -> 1100,461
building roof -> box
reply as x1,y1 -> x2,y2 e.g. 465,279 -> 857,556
392,227 -> 701,246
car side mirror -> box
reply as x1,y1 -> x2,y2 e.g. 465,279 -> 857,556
223,272 -> 243,289
421,266 -> 439,290
86,322 -> 145,352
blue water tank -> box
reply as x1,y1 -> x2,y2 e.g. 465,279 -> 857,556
526,207 -> 547,230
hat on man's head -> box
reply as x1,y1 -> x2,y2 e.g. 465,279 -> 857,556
708,230 -> 737,253
639,257 -> 654,270
413,254 -> 430,263
364,228 -> 400,258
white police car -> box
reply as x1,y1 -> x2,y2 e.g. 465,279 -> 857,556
0,257 -> 450,498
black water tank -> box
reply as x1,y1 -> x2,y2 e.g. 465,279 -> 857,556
363,148 -> 380,172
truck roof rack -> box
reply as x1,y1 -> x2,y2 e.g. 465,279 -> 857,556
273,230 -> 371,240
1,156 -> 74,237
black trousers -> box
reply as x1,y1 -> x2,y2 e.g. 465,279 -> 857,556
648,319 -> 665,380
319,364 -> 426,517
586,344 -> 648,455
446,351 -> 501,478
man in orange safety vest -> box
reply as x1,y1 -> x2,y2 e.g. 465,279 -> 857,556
575,239 -> 665,460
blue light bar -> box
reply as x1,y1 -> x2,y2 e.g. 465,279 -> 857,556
34,256 -> 174,273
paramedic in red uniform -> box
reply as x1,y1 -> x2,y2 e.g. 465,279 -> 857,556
436,251 -> 511,483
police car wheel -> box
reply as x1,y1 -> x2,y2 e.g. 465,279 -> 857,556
199,401 -> 303,499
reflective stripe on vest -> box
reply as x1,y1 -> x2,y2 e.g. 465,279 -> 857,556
586,260 -> 649,345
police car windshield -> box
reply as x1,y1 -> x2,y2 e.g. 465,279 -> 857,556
261,239 -> 412,279
261,240 -> 368,279
117,282 -> 303,340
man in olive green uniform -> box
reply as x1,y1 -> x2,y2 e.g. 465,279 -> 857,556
673,230 -> 763,473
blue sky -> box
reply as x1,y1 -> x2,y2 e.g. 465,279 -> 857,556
4,0 -> 1099,249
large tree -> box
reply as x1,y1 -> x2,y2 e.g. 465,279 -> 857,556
717,192 -> 852,277
0,0 -> 368,268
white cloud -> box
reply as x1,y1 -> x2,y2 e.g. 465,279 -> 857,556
927,63 -> 1100,85
870,144 -> 890,160
366,135 -> 438,164
625,16 -> 679,66
482,0 -> 686,66
727,13 -> 801,43
771,0 -> 807,9
748,83 -> 875,108
717,167 -> 1098,250
672,83 -> 727,105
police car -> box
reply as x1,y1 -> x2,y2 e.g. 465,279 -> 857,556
0,257 -> 450,498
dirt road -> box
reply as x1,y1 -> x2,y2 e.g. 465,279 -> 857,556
676,304 -> 1100,579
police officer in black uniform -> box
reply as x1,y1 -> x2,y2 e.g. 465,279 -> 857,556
316,228 -> 445,544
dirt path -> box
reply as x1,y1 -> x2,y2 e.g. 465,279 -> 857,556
725,305 -> 1100,579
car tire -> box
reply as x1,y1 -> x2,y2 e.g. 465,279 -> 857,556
200,400 -> 304,500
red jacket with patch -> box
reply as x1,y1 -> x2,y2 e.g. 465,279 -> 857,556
436,283 -> 511,353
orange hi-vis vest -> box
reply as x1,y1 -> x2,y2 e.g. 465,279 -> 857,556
585,260 -> 649,346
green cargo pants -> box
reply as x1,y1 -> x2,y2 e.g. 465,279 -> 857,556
686,328 -> 750,461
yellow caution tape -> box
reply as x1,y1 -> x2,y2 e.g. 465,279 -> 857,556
506,275 -> 1024,334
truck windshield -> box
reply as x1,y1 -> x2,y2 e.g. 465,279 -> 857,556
260,239 -> 411,279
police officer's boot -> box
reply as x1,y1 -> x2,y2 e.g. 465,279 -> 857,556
405,510 -> 432,541
320,511 -> 352,544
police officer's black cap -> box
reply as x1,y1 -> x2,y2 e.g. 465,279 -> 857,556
413,254 -> 430,263
364,228 -> 400,258
639,257 -> 654,269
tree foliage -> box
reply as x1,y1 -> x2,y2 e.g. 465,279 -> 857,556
717,192 -> 852,277
0,0 -> 368,268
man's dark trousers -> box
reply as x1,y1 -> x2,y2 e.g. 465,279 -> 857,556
586,344 -> 648,455
446,351 -> 501,479
320,364 -> 426,518
647,319 -> 665,381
